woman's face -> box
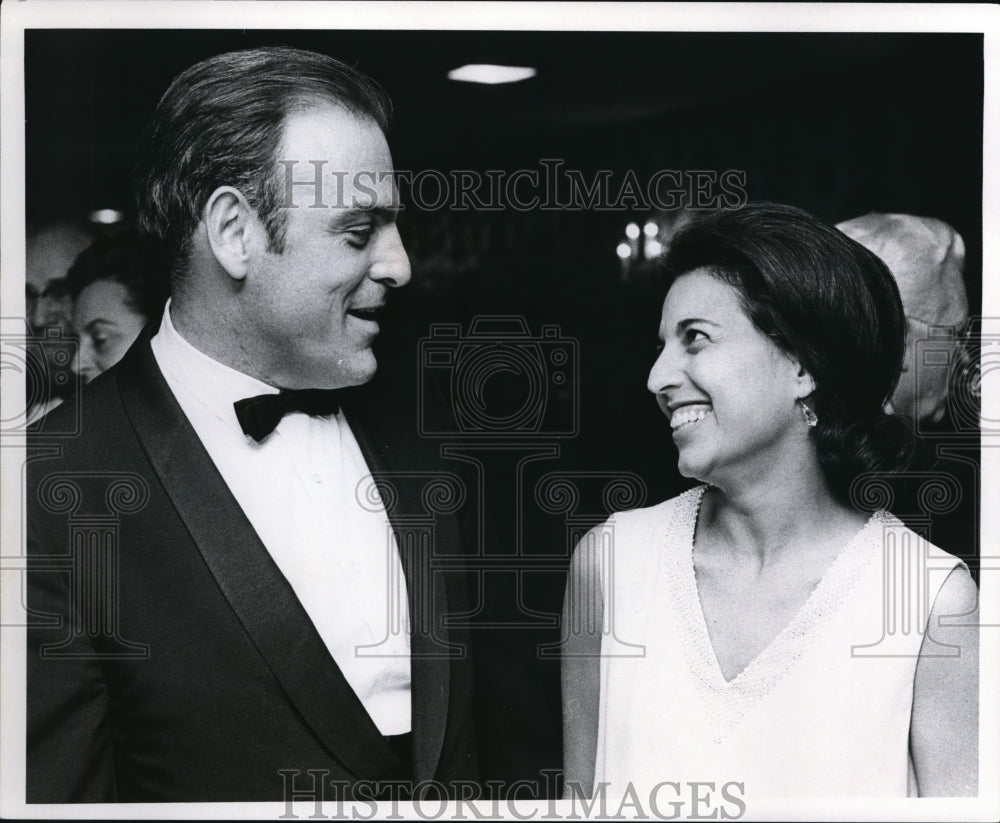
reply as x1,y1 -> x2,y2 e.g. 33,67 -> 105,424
647,268 -> 812,486
71,280 -> 148,383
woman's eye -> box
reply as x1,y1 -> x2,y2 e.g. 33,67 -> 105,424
683,328 -> 709,348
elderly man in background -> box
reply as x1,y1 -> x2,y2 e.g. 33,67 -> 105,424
837,211 -> 978,576
836,212 -> 970,425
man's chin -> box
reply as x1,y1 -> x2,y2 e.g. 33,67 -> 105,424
310,352 -> 378,390
270,347 -> 380,390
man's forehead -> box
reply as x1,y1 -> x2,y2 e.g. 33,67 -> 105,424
280,102 -> 389,160
278,101 -> 397,209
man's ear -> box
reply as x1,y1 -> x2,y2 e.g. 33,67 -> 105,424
203,186 -> 258,282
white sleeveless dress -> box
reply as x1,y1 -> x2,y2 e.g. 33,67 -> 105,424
593,486 -> 965,799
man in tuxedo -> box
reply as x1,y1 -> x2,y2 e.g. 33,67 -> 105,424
26,46 -> 476,802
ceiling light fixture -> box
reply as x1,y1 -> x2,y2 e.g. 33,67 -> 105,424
89,208 -> 125,225
447,64 -> 537,85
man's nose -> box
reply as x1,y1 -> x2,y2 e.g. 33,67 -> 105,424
371,224 -> 411,289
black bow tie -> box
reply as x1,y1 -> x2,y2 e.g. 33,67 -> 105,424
233,389 -> 343,443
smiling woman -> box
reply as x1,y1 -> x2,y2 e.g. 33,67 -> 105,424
561,202 -> 978,801
647,270 -> 819,490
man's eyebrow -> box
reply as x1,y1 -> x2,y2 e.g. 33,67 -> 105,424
327,205 -> 399,225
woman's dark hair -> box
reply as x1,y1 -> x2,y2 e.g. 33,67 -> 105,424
66,231 -> 171,322
662,201 -> 913,507
133,46 -> 392,281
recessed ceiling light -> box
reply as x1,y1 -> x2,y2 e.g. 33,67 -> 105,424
447,64 -> 537,85
89,208 -> 125,225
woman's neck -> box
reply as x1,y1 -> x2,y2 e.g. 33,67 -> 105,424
698,450 -> 864,568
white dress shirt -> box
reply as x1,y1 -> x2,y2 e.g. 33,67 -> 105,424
151,302 -> 411,735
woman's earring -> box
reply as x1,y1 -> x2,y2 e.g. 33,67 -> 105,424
799,400 -> 818,428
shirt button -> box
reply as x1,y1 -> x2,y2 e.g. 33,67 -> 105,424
312,473 -> 324,483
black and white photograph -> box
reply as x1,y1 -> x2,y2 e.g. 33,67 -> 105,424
1,2 -> 996,820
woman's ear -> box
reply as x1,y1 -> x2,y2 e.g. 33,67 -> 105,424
794,362 -> 817,400
203,186 -> 257,282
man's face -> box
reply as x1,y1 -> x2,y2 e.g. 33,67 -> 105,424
25,279 -> 73,337
242,104 -> 410,389
25,224 -> 90,337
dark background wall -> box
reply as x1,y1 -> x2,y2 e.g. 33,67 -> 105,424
24,29 -> 984,790
25,30 -> 983,292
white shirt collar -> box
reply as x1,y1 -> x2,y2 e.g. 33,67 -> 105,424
151,299 -> 278,435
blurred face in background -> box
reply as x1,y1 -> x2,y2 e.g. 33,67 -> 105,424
71,279 -> 149,383
26,279 -> 74,337
26,223 -> 92,337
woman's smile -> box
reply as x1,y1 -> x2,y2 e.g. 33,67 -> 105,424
670,403 -> 713,432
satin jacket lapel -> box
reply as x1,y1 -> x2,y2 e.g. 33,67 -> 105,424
115,331 -> 400,778
342,385 -> 451,784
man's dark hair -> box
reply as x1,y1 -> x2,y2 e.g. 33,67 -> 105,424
134,46 -> 392,281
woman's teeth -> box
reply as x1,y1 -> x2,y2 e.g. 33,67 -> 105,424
670,405 -> 711,431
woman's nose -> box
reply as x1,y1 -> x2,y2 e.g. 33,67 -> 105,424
71,340 -> 95,382
647,344 -> 682,396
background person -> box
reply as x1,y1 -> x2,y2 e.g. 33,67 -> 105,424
562,203 -> 978,800
25,222 -> 91,336
835,212 -> 969,425
66,231 -> 170,383
836,212 -> 979,576
23,222 -> 91,423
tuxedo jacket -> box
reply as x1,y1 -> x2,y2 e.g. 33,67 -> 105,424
26,330 -> 477,802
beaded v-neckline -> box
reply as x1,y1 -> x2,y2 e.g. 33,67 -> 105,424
663,486 -> 888,741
